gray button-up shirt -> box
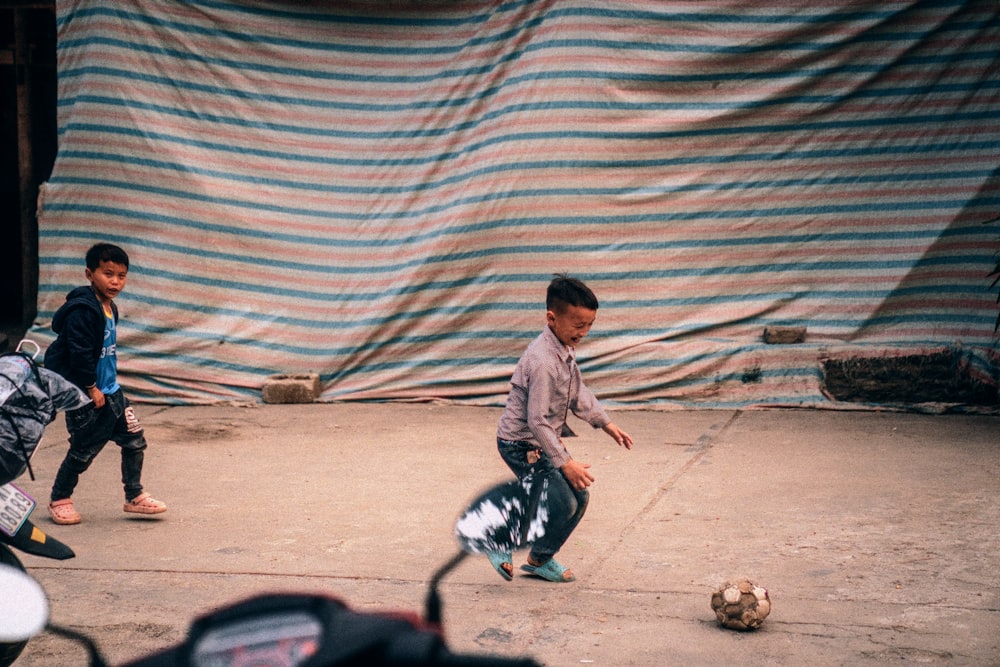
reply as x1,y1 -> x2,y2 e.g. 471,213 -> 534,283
496,325 -> 610,468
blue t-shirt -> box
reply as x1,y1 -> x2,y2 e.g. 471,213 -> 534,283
95,306 -> 120,395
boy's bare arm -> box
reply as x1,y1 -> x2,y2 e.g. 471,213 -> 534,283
603,422 -> 633,449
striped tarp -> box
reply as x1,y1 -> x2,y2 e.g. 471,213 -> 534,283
32,0 -> 1000,408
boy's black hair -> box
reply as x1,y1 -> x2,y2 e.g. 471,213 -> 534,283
86,243 -> 130,271
546,273 -> 599,312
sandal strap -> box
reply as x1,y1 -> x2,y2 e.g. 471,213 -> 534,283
521,558 -> 575,582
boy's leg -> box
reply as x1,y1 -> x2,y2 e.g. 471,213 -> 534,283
50,404 -> 113,502
119,433 -> 146,502
496,438 -> 589,564
113,397 -> 165,513
112,396 -> 146,500
527,469 -> 589,564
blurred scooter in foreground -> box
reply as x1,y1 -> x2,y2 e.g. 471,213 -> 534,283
0,340 -> 88,666
1,477 -> 548,666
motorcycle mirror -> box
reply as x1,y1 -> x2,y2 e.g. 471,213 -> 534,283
0,564 -> 48,642
422,477 -> 550,626
454,475 -> 548,555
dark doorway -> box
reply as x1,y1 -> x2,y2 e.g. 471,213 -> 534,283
1,5 -> 57,351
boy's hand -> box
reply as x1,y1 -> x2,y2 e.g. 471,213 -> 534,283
561,459 -> 595,490
88,386 -> 106,409
603,422 -> 633,449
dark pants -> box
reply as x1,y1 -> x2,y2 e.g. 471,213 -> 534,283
50,389 -> 147,502
497,437 -> 589,563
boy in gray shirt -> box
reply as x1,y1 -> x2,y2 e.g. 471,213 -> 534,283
492,274 -> 632,582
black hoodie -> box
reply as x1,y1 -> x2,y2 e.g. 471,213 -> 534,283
44,286 -> 119,391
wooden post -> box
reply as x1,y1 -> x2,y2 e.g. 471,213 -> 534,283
14,8 -> 38,329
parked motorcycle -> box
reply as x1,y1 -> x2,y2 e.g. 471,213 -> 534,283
0,340 -> 88,666
0,477 -> 547,666
0,511 -> 76,666
0,340 -> 90,487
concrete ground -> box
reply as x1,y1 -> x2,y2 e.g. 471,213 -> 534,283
8,403 -> 1000,666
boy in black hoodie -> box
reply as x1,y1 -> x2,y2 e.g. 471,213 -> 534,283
44,243 -> 167,525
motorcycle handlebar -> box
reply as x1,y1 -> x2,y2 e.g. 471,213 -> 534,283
125,650 -> 541,667
118,591 -> 542,667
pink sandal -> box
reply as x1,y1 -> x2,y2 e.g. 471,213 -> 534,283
48,498 -> 81,525
123,492 -> 167,515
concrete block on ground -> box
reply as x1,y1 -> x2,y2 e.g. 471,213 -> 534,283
262,373 -> 320,404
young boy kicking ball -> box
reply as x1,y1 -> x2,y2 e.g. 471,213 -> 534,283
490,274 -> 632,582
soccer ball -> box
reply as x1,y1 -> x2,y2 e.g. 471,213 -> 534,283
710,578 -> 771,630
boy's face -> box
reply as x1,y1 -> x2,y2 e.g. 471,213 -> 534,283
86,260 -> 128,304
547,304 -> 596,348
